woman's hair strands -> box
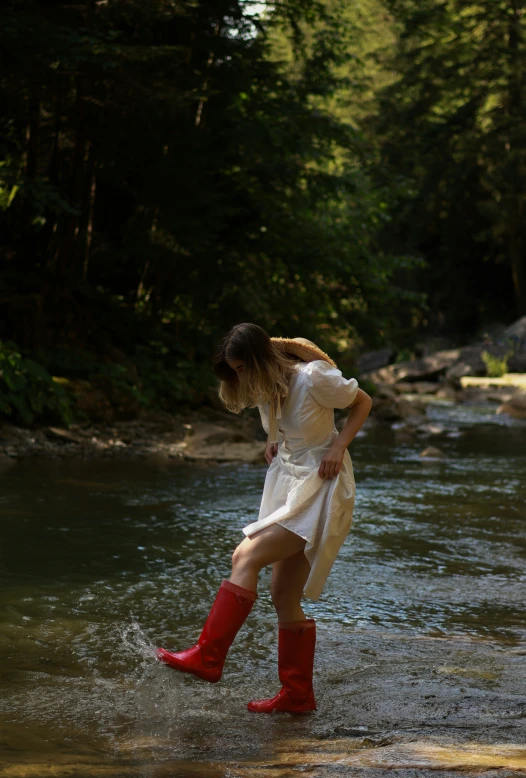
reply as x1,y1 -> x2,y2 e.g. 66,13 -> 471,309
214,323 -> 301,414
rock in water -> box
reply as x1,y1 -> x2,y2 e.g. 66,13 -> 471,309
496,390 -> 526,419
419,446 -> 445,459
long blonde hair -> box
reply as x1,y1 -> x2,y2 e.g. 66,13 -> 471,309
213,323 -> 301,413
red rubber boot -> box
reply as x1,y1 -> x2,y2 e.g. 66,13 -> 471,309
247,619 -> 316,713
157,579 -> 257,683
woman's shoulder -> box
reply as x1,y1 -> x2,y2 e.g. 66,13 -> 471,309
298,359 -> 335,376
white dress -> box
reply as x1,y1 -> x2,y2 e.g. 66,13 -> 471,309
242,360 -> 359,601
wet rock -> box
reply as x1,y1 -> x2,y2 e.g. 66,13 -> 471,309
412,381 -> 439,394
44,427 -> 85,444
371,397 -> 403,422
487,390 -> 515,403
363,349 -> 461,384
435,384 -> 458,401
496,390 -> 526,419
414,423 -> 446,437
391,381 -> 415,394
419,445 -> 445,458
364,342 -> 520,387
392,380 -> 439,394
458,387 -> 499,405
183,442 -> 265,464
371,392 -> 429,425
392,424 -> 416,443
374,385 -> 398,401
445,361 -> 476,382
395,397 -> 427,423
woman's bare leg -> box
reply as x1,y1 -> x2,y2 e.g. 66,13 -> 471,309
229,524 -> 306,592
270,550 -> 311,622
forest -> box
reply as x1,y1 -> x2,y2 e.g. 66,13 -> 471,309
1,0 -> 525,425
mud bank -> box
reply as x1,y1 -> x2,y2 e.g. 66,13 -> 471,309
0,406 -> 267,465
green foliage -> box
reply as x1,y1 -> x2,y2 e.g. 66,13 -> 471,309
394,347 -> 414,363
0,340 -> 74,425
34,341 -> 215,416
0,0 -> 428,369
481,349 -> 512,378
373,0 -> 526,332
357,377 -> 378,397
2,0 -> 521,385
132,342 -> 214,408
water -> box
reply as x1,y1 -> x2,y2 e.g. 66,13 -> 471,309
1,400 -> 525,776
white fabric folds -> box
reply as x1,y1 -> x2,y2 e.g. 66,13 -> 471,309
243,360 -> 359,601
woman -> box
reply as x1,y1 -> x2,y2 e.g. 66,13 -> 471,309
157,323 -> 372,713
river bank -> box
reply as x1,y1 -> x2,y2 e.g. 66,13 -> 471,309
1,376 -> 525,466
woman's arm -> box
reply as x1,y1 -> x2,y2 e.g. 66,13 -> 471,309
318,389 -> 372,479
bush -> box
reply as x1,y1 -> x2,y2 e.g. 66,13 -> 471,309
481,349 -> 512,378
0,340 -> 74,425
357,377 -> 378,397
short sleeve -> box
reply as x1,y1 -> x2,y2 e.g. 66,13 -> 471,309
304,360 -> 359,409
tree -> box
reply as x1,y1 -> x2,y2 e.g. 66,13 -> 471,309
374,0 -> 526,334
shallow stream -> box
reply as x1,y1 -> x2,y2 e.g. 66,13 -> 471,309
1,400 -> 525,776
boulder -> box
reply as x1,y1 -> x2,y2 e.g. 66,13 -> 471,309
419,446 -> 445,459
496,390 -> 526,419
375,385 -> 398,401
371,397 -> 403,422
435,385 -> 457,401
356,348 -> 394,375
412,381 -> 440,394
363,342 -> 517,386
508,352 -> 526,372
445,362 -> 476,382
362,349 -> 461,384
504,315 -> 526,342
395,397 -> 428,421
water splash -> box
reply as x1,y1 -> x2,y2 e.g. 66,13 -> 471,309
120,618 -> 158,661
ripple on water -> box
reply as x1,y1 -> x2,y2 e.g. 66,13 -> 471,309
0,415 -> 525,773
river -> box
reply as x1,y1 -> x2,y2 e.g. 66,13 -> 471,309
1,399 -> 525,776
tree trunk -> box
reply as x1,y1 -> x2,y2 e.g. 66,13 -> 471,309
56,76 -> 89,276
22,90 -> 40,267
81,147 -> 96,282
194,18 -> 223,128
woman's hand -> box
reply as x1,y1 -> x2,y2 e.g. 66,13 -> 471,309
265,441 -> 278,465
318,443 -> 345,480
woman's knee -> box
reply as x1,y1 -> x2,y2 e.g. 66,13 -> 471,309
232,540 -> 260,573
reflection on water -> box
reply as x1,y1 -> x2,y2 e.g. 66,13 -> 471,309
0,401 -> 525,775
